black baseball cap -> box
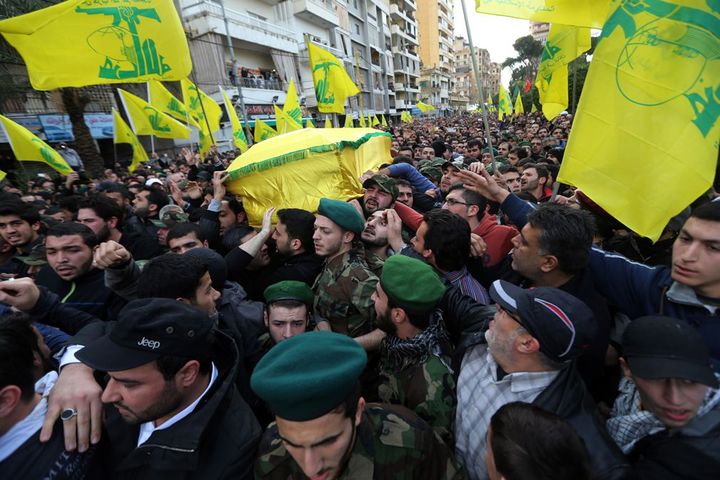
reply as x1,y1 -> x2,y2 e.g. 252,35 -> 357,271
76,298 -> 214,372
622,316 -> 718,388
489,280 -> 595,363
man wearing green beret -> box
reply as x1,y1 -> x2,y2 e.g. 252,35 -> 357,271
372,255 -> 456,445
312,198 -> 383,353
259,280 -> 316,353
252,332 -> 467,479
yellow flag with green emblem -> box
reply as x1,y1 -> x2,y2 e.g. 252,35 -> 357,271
497,84 -> 513,119
475,0 -> 611,29
274,105 -> 303,135
417,101 -> 435,112
0,115 -> 73,175
148,80 -> 196,126
535,24 -> 591,120
0,0 -> 192,91
283,80 -> 303,126
487,94 -> 494,112
557,0 -> 720,241
324,116 -> 332,128
307,41 -> 359,113
254,118 -> 277,143
381,115 -> 388,127
118,89 -> 190,139
514,93 -> 525,114
221,89 -> 248,153
343,115 -> 354,128
113,108 -> 149,173
181,79 -> 222,136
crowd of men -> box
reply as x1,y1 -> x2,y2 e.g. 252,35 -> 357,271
0,111 -> 718,479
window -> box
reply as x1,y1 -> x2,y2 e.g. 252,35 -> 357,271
355,23 -> 361,35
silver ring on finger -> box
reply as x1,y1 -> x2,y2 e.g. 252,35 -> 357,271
60,408 -> 78,421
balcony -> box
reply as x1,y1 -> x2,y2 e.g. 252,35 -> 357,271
394,82 -> 405,91
389,3 -> 416,24
407,83 -> 419,92
390,24 -> 418,46
395,99 -> 407,109
183,1 -> 297,53
292,0 -> 340,29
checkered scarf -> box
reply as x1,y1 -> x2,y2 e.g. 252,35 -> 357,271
384,312 -> 449,371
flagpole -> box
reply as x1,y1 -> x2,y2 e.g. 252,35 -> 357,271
146,82 -> 156,156
353,50 -> 365,126
459,0 -> 497,174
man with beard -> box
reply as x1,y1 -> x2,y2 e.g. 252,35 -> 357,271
73,299 -> 261,479
258,280 -> 315,355
35,222 -> 125,321
372,255 -> 455,445
0,200 -> 43,277
77,195 -> 162,260
361,209 -> 395,275
520,163 -> 552,202
349,174 -> 397,219
127,187 -> 169,241
252,332 -> 466,479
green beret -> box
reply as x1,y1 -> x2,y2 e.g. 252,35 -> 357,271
380,255 -> 446,314
317,198 -> 365,234
264,280 -> 314,306
250,331 -> 367,421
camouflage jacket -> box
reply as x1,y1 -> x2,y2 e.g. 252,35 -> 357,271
313,247 -> 378,338
254,404 -> 467,480
378,313 -> 457,445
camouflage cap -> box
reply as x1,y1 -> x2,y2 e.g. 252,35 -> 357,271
441,159 -> 466,172
317,198 -> 365,234
362,174 -> 399,200
16,244 -> 47,266
419,166 -> 443,182
380,255 -> 445,314
250,331 -> 367,421
264,280 -> 314,306
151,205 -> 189,228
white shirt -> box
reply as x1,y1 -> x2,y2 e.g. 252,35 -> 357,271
137,362 -> 219,446
0,371 -> 58,462
455,345 -> 558,480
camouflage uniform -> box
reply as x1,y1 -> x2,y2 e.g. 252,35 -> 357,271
313,247 -> 378,338
255,404 -> 467,479
364,250 -> 386,277
378,312 -> 456,445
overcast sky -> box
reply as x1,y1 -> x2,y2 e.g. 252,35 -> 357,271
452,0 -> 531,85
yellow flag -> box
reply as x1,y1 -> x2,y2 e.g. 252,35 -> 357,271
531,102 -> 538,113
401,111 -> 413,123
284,80 -> 303,126
148,80 -> 196,126
487,94 -> 494,111
417,101 -> 435,112
274,105 -> 303,135
221,89 -> 248,153
358,113 -> 366,128
497,84 -> 513,119
514,94 -> 525,114
0,170 -> 6,183
558,0 -> 719,241
535,25 -> 591,120
324,116 -> 332,128
0,0 -> 191,91
0,115 -> 73,175
307,41 -> 359,113
343,115 -> 354,128
305,119 -> 315,129
181,79 -> 222,135
117,89 -> 190,139
475,0 -> 611,29
113,108 -> 149,173
381,115 -> 388,127
371,115 -> 380,126
254,118 -> 277,143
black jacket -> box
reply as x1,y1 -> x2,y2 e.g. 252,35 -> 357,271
36,266 -> 126,321
79,328 -> 262,479
533,365 -> 631,480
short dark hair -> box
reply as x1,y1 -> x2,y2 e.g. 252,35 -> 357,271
277,208 -> 316,253
142,187 -> 169,211
527,203 -> 595,275
523,163 -> 549,180
448,184 -> 487,221
467,139 -> 483,149
508,147 -> 528,160
223,196 -> 245,216
221,225 -> 256,252
0,201 -> 41,225
422,209 -> 471,272
167,223 -> 206,244
490,402 -> 592,480
392,155 -> 414,165
47,222 -> 98,249
137,254 -> 208,301
395,179 -> 413,190
155,331 -> 215,380
78,195 -> 125,226
498,165 -> 519,175
0,315 -> 38,402
330,381 -> 362,420
690,201 -> 720,223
